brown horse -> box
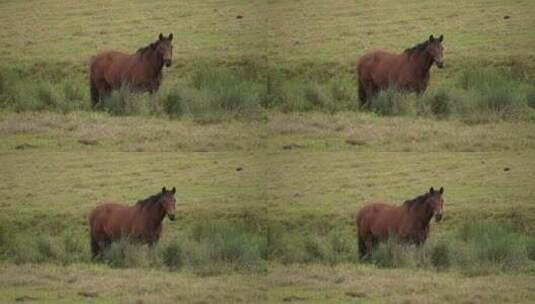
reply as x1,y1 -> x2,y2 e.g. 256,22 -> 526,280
88,187 -> 177,258
357,35 -> 444,107
89,33 -> 174,106
355,187 -> 444,259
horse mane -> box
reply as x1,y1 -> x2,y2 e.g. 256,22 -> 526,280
403,192 -> 430,209
404,40 -> 430,55
136,41 -> 158,55
135,192 -> 163,208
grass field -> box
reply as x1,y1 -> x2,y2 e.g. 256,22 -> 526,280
1,151 -> 534,302
1,0 -> 535,303
1,0 -> 534,75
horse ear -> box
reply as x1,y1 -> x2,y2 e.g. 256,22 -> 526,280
438,35 -> 443,42
429,35 -> 434,42
169,33 -> 173,41
162,187 -> 167,193
171,187 -> 176,194
439,187 -> 444,194
159,33 -> 164,40
429,187 -> 435,193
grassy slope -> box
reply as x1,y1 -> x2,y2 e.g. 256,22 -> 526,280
1,151 -> 533,240
1,111 -> 534,152
0,263 -> 534,304
1,0 -> 534,79
1,0 -> 535,303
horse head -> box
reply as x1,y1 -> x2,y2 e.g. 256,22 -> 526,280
155,33 -> 174,67
426,35 -> 444,69
425,186 -> 445,222
159,186 -> 177,221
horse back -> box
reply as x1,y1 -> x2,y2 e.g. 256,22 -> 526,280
89,51 -> 137,85
357,50 -> 407,87
89,202 -> 135,239
356,202 -> 403,239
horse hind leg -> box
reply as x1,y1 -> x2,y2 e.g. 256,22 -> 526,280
90,80 -> 99,106
358,235 -> 367,260
358,80 -> 367,107
90,236 -> 100,259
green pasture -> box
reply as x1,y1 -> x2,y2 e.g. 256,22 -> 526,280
1,0 -> 535,303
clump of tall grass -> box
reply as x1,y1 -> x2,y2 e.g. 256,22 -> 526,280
162,66 -> 266,122
455,220 -> 530,275
180,220 -> 267,275
0,70 -> 89,113
363,68 -> 534,122
260,75 -> 357,113
368,219 -> 533,275
100,237 -> 161,268
98,85 -> 152,116
0,229 -> 89,265
369,237 -> 421,268
370,87 -> 417,116
265,224 -> 356,265
428,68 -> 532,123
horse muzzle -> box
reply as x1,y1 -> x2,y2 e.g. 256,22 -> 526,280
436,61 -> 444,69
164,59 -> 172,67
168,214 -> 176,221
435,213 -> 443,222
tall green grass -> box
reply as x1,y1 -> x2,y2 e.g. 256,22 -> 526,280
0,69 -> 89,113
0,65 -> 534,123
370,68 -> 535,122
369,220 -> 534,276
266,224 -> 356,265
0,219 -> 533,276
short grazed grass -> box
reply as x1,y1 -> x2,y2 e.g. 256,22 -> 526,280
0,263 -> 533,304
1,111 -> 535,152
1,152 -> 534,235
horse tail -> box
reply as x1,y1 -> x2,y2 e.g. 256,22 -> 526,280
358,235 -> 366,260
89,56 -> 100,106
356,57 -> 367,107
355,208 -> 368,260
358,79 -> 366,106
90,235 -> 99,259
88,208 -> 101,258
90,78 -> 99,106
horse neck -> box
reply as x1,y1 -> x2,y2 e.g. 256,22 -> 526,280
407,50 -> 433,78
404,203 -> 433,228
137,201 -> 166,227
139,49 -> 164,76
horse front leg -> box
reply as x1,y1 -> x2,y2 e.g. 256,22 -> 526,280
148,75 -> 162,94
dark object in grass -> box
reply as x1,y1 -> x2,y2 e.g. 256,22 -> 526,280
282,143 -> 304,150
345,139 -> 366,146
15,143 -> 37,150
282,295 -> 307,302
78,291 -> 99,298
79,139 -> 99,146
15,296 -> 38,302
345,291 -> 367,298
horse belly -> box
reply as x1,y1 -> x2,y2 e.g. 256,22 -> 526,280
370,218 -> 396,240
